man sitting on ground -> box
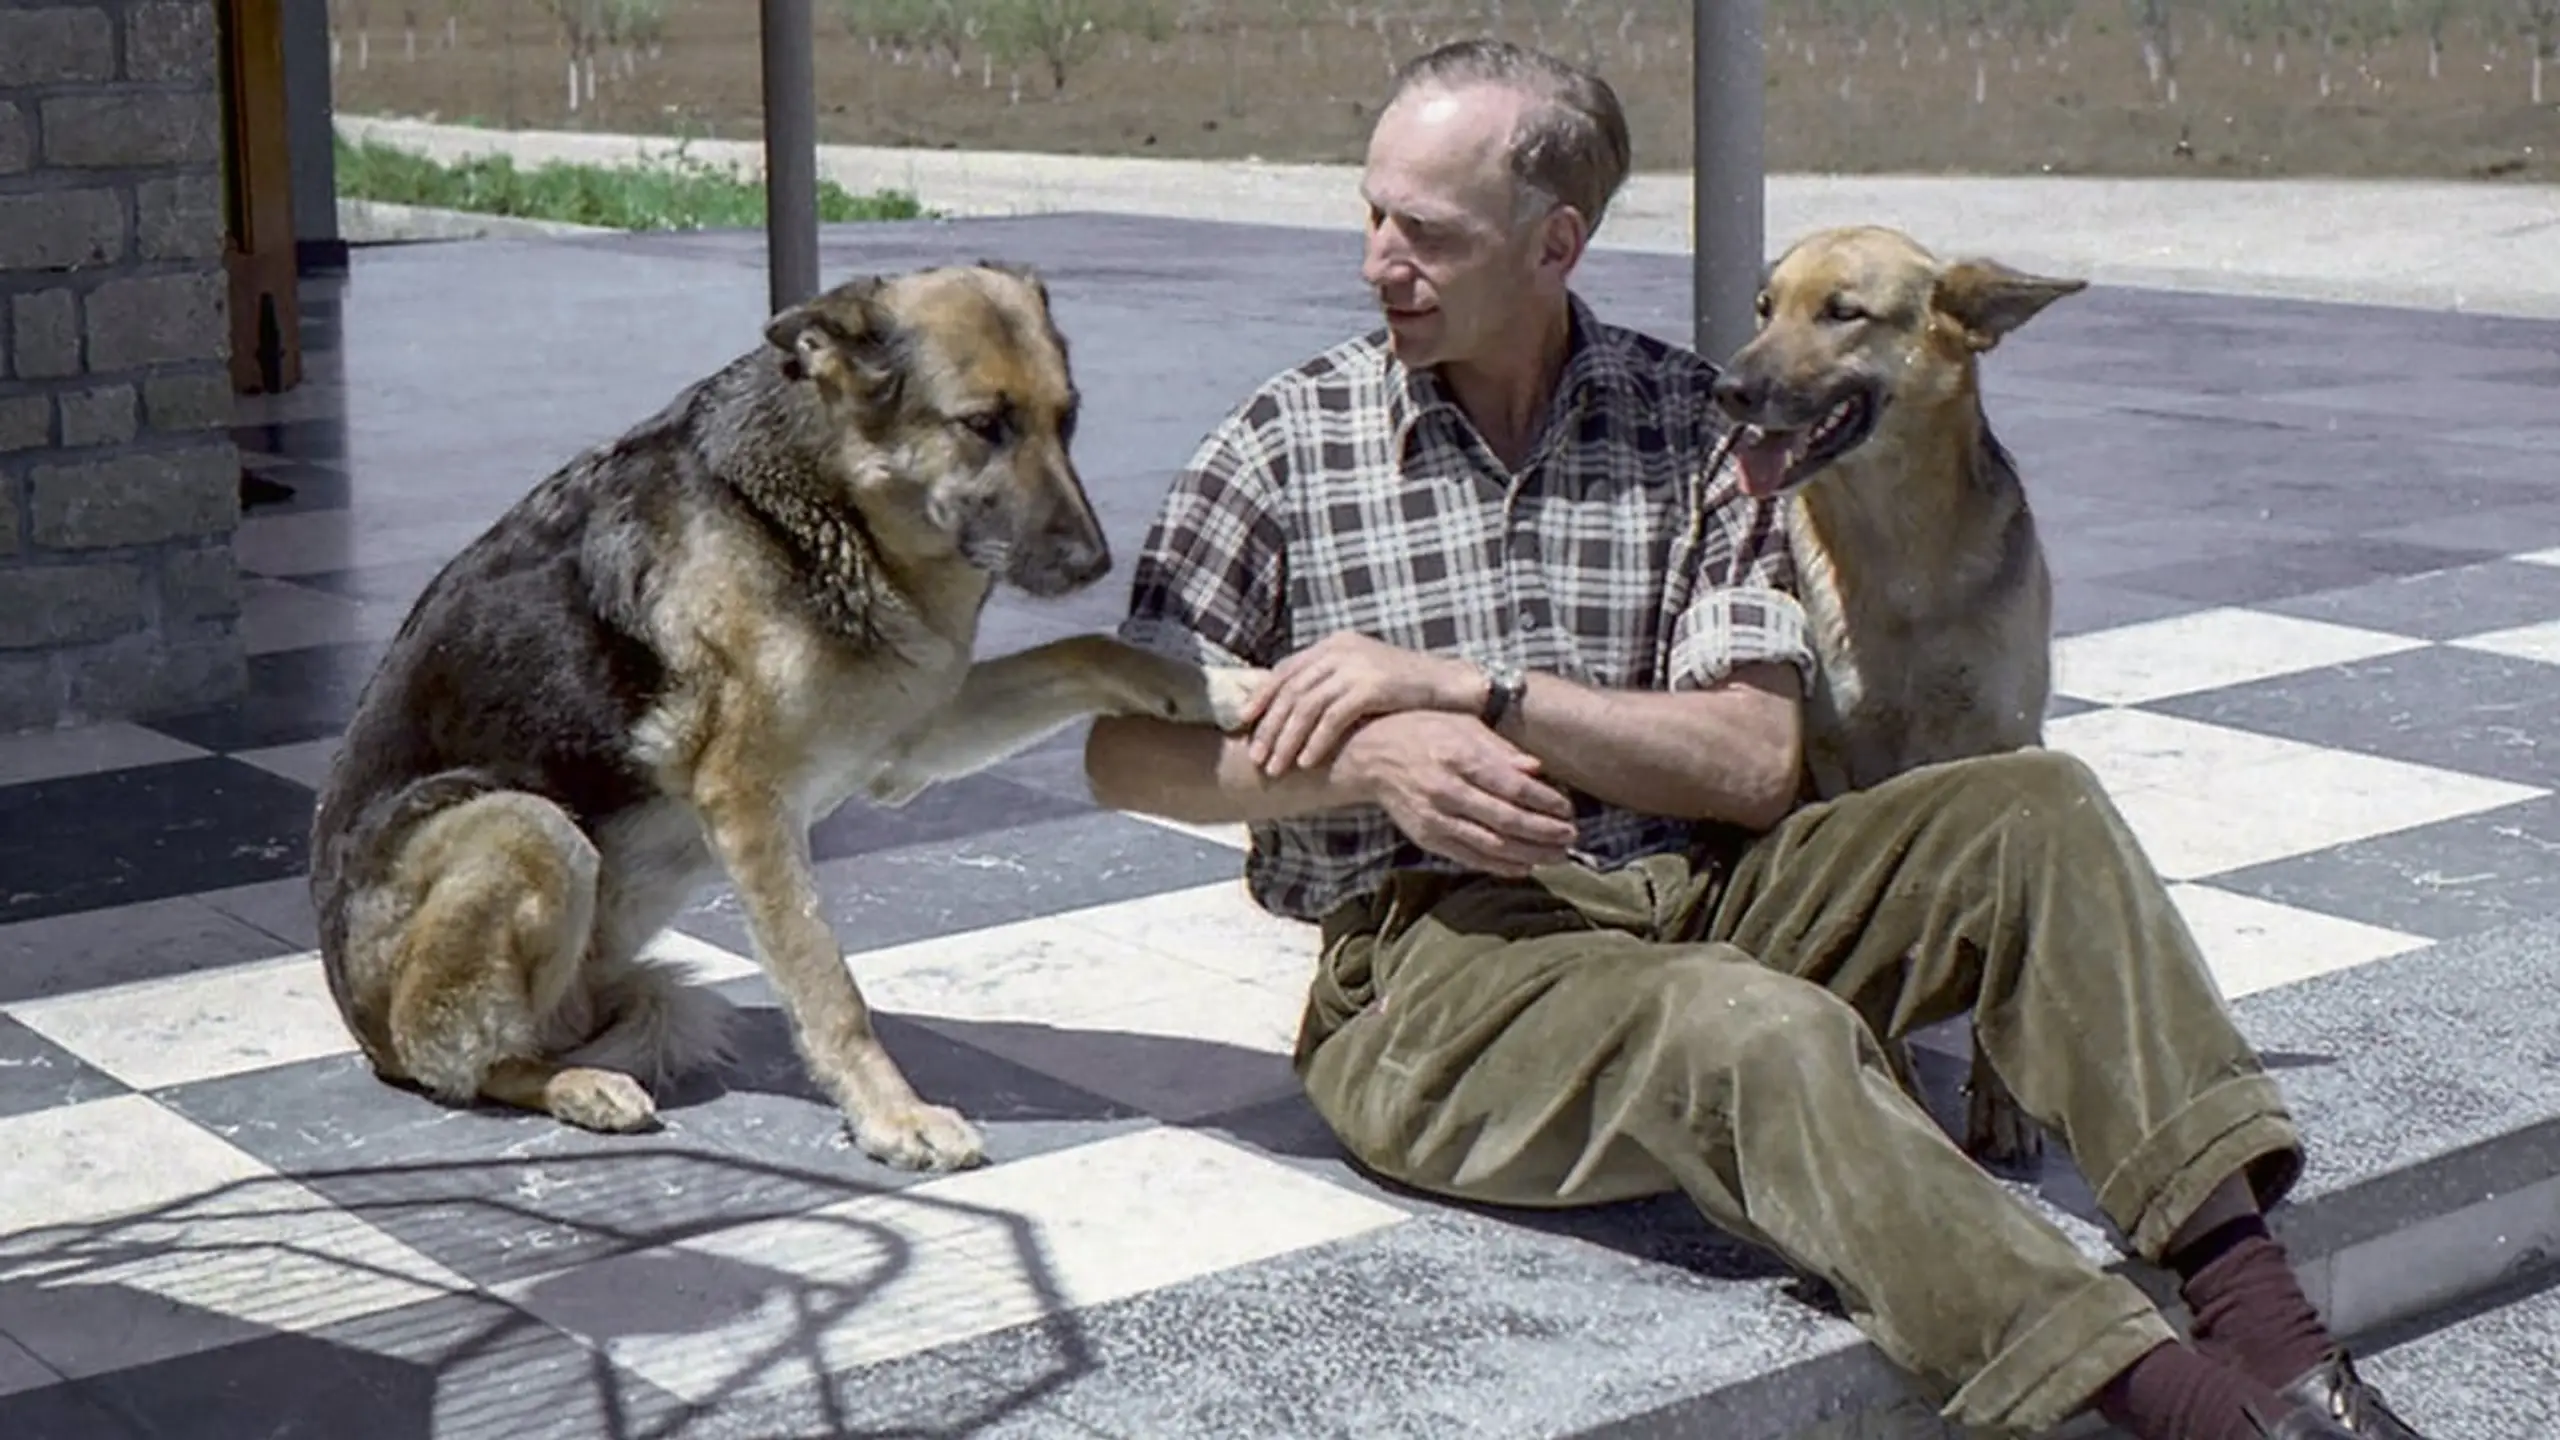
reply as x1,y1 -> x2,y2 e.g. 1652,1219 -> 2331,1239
1085,37 -> 2432,1440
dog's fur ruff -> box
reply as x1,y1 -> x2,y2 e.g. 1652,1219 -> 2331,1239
1710,224 -> 2086,1168
309,263 -> 1262,1172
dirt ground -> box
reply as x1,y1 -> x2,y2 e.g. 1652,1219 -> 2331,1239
325,1 -> 2556,182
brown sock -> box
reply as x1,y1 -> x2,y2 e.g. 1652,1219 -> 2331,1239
2171,1216 -> 2338,1390
2095,1338 -> 2295,1440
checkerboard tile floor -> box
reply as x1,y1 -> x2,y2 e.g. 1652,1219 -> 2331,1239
6,236 -> 2557,1436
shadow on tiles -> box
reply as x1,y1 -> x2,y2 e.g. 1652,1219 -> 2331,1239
0,1156 -> 1109,1439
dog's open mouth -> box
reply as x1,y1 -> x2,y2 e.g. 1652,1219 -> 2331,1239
1722,391 -> 1879,498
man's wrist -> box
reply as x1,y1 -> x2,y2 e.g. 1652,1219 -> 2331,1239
1433,656 -> 1491,714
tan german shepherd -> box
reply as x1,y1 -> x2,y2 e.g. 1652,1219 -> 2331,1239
1710,225 -> 2086,1167
309,263 -> 1263,1173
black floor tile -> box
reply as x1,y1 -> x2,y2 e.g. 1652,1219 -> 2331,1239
139,642 -> 384,754
2101,537 -> 2501,608
676,809 -> 1242,962
0,758 -> 316,927
0,895 -> 304,1006
0,1015 -> 130,1118
808,771 -> 1092,865
2145,642 -> 2560,791
77,1291 -> 700,1440
0,1380 -> 147,1439
2205,792 -> 2560,943
2256,559 -> 2560,643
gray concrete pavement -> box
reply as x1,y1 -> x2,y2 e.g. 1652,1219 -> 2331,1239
338,112 -> 2560,321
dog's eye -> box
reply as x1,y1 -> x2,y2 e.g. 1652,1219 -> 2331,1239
1753,291 -> 1772,321
959,410 -> 1011,446
1823,297 -> 1869,324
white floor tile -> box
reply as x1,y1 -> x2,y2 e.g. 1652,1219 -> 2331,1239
920,973 -> 1306,1123
1128,812 -> 1251,851
0,721 -> 207,787
237,576 -> 394,656
638,928 -> 763,986
2448,619 -> 2560,668
2102,747 -> 2542,882
0,1095 -> 471,1379
506,1127 -> 1404,1406
2167,883 -> 2432,1000
2049,710 -> 2544,881
2046,708 -> 2321,798
5,953 -> 354,1092
2053,607 -> 2425,706
846,913 -> 1238,1025
1062,879 -> 1320,991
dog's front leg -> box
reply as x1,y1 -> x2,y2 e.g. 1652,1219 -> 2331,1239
868,634 -> 1266,806
693,753 -> 983,1171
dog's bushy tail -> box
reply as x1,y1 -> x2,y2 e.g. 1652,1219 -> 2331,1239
559,957 -> 740,1092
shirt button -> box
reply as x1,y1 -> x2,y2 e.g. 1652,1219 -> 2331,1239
1517,607 -> 1539,630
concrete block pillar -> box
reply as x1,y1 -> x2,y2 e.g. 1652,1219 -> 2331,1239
0,1 -> 247,734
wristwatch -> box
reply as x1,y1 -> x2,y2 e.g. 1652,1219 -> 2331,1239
1479,661 -> 1527,730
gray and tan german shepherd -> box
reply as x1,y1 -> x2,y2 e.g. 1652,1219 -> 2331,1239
1710,224 -> 2086,1168
310,263 -> 1262,1173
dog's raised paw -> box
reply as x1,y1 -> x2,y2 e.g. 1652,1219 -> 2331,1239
551,1068 -> 660,1133
852,1100 -> 987,1172
865,764 -> 928,809
1201,665 -> 1268,732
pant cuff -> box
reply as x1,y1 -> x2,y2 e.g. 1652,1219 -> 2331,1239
1941,1270 -> 2176,1433
2094,1073 -> 2307,1261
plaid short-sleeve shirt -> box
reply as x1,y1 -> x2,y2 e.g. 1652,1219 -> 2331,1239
1118,294 -> 1814,922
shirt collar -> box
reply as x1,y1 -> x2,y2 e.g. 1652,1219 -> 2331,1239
1378,291 -> 1641,459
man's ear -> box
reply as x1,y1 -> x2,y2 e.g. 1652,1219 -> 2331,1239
1931,259 -> 2086,352
764,277 -> 903,405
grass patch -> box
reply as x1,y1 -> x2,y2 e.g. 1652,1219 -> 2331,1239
332,133 -> 930,231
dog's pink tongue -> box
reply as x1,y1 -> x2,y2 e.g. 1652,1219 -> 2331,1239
1730,431 -> 1792,498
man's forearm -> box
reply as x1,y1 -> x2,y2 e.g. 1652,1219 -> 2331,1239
1498,662 -> 1803,831
1085,713 -> 1365,825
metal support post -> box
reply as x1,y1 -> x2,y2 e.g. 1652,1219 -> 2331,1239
759,0 -> 820,313
1692,0 -> 1766,364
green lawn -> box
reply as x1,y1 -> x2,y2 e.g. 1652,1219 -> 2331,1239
332,133 -> 930,231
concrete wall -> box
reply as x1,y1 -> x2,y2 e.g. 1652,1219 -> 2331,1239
0,1 -> 246,734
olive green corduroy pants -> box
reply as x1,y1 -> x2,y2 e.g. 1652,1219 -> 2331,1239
1293,750 -> 2307,1436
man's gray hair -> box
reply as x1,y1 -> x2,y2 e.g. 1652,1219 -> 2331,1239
1385,38 -> 1634,234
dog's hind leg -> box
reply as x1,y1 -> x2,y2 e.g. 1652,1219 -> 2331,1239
381,792 -> 657,1133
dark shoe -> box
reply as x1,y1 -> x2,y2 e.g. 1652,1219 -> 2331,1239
2276,1353 -> 2432,1439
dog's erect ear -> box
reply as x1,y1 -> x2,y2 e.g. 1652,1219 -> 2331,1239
1931,259 -> 2087,352
764,277 -> 903,404
973,257 -> 1051,311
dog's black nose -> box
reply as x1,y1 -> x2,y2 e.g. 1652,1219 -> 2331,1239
1711,371 -> 1765,419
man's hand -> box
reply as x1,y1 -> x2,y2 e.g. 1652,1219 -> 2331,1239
1241,631 -> 1481,776
1338,711 -> 1578,877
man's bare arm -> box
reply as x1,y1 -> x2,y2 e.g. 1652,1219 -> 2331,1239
1499,660 -> 1804,832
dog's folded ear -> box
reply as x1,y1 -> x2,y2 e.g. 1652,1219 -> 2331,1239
1933,259 -> 2087,352
765,277 -> 905,406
